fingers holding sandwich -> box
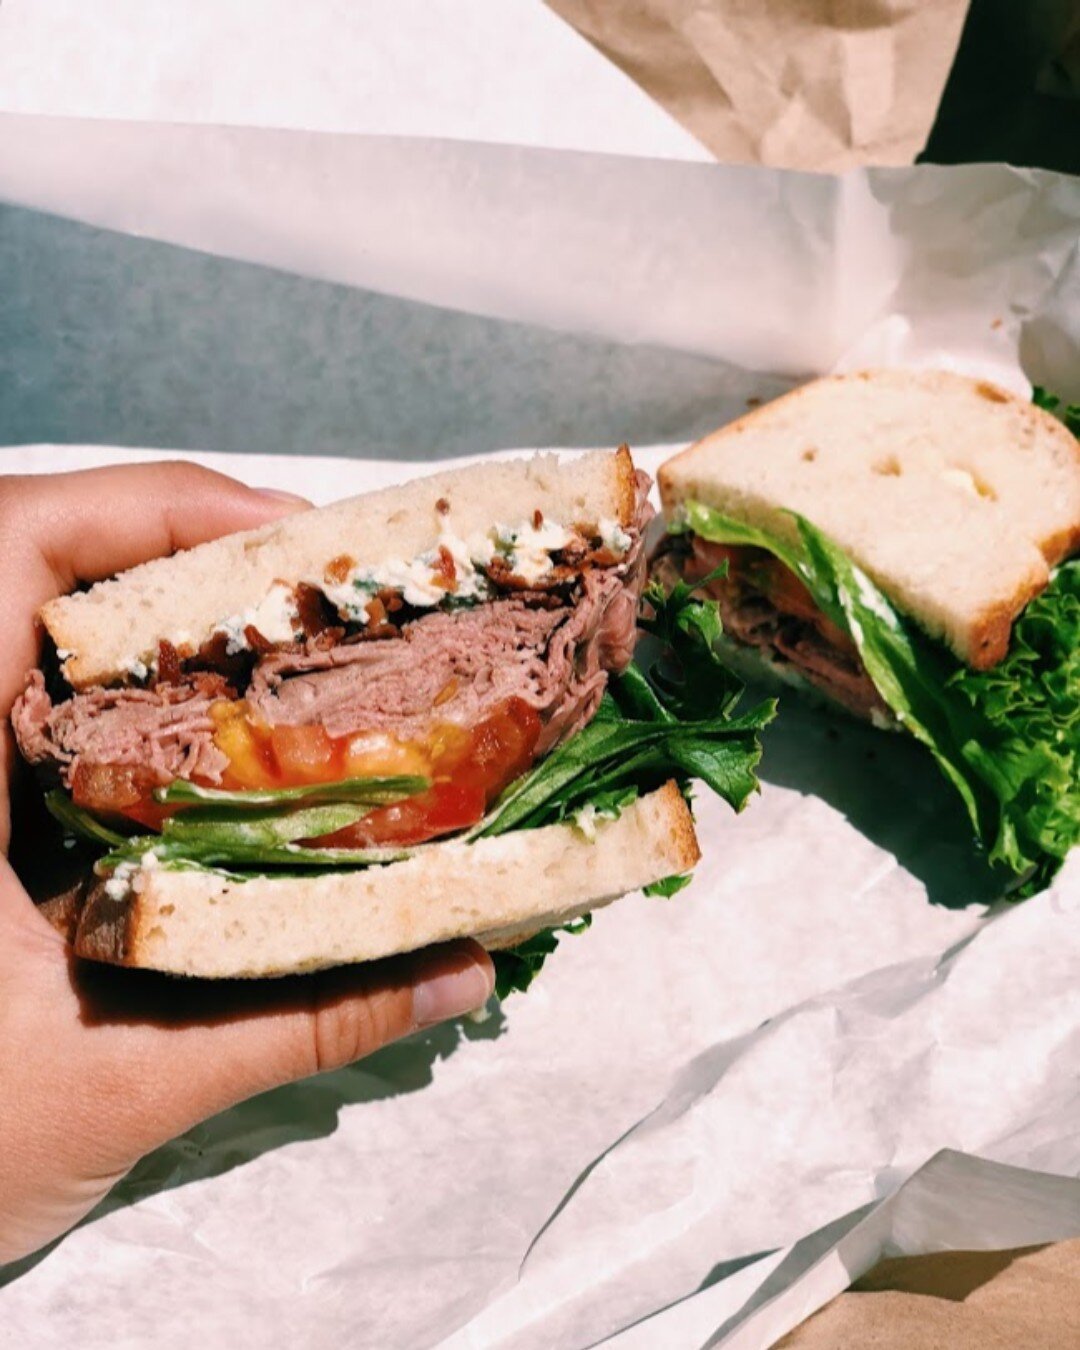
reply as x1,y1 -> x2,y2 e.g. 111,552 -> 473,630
1,460 -> 310,593
0,462 -> 310,849
67,938 -> 495,1135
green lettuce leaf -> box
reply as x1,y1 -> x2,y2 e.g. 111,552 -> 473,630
479,576 -> 773,844
636,565 -> 745,718
475,695 -> 772,840
164,799 -> 371,846
45,790 -> 128,849
492,916 -> 592,1000
486,580 -> 773,992
642,872 -> 694,898
103,835 -> 416,870
1033,385 -> 1080,437
948,560 -> 1080,887
685,500 -> 1080,893
103,798 -> 415,869
155,775 -> 428,809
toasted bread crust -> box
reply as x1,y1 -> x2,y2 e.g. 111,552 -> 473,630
968,585 -> 1045,670
1042,518 -> 1080,567
75,885 -> 139,965
610,443 -> 639,529
36,881 -> 93,945
73,783 -> 699,978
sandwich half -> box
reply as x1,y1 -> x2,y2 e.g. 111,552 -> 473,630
657,369 -> 1080,894
14,447 -> 772,984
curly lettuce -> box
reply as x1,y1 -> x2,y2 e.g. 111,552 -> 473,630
1033,385 -> 1080,437
684,501 -> 1079,896
948,562 -> 1080,886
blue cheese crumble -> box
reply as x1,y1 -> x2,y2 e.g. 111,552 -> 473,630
318,512 -> 629,627
213,583 -> 302,654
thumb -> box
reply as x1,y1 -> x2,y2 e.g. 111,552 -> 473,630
5,460 -> 311,595
0,902 -> 494,1264
217,943 -> 497,1101
74,943 -> 495,1159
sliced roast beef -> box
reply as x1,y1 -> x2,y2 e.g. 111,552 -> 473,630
248,569 -> 629,754
680,535 -> 888,722
14,671 -> 230,788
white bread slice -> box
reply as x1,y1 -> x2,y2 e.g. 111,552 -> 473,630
46,447 -> 638,690
73,782 -> 699,978
659,371 -> 1080,669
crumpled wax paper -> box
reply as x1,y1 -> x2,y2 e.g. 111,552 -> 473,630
0,125 -> 1078,1350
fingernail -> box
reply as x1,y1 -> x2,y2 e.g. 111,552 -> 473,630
253,486 -> 313,508
412,951 -> 494,1028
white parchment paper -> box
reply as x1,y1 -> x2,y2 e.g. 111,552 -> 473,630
0,121 -> 1078,1350
3,116 -> 1077,387
0,0 -> 704,160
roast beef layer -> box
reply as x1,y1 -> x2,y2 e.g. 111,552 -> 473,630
675,535 -> 888,722
14,673 -> 230,788
14,481 -> 651,791
248,569 -> 628,755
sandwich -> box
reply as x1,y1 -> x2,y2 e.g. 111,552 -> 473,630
13,447 -> 772,987
656,369 -> 1080,895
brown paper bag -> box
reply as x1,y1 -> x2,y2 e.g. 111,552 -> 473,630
775,1237 -> 1080,1348
545,0 -> 971,171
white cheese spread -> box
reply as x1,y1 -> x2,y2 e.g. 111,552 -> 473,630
494,518 -> 576,584
103,860 -> 137,901
213,582 -> 301,654
598,517 -> 633,553
318,512 -> 630,627
125,509 -> 635,671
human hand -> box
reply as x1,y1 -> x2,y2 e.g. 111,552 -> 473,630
0,462 -> 494,1265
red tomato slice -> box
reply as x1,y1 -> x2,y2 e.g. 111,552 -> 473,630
119,800 -> 174,831
691,537 -> 855,655
71,762 -> 148,812
757,560 -> 821,625
270,723 -> 338,782
79,693 -> 545,848
690,538 -> 744,578
470,699 -> 541,794
71,762 -> 173,831
756,561 -> 853,651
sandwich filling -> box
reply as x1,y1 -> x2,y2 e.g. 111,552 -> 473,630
662,534 -> 889,723
659,499 -> 1079,895
16,481 -> 651,849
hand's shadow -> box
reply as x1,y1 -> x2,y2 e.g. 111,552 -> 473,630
0,988 -> 504,1288
756,688 -> 1007,909
94,995 -> 507,1211
3,795 -> 506,1289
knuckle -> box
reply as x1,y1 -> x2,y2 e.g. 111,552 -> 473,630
309,983 -> 405,1074
157,459 -> 219,493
